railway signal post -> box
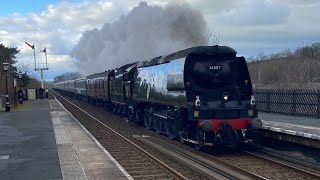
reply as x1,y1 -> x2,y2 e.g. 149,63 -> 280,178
25,42 -> 49,89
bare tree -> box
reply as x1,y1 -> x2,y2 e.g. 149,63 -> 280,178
206,28 -> 222,45
248,42 -> 320,89
16,62 -> 36,78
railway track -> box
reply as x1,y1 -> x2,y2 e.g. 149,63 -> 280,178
215,149 -> 320,179
52,90 -> 320,180
135,135 -> 264,180
136,136 -> 320,180
243,143 -> 320,175
51,91 -> 186,180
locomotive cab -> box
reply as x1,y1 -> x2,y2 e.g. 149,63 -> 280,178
183,46 -> 259,145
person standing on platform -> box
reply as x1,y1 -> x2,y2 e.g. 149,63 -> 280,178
45,88 -> 49,98
39,87 -> 44,99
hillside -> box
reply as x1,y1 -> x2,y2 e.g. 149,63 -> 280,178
247,42 -> 320,89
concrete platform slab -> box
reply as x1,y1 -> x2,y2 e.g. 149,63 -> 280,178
0,99 -> 62,180
260,112 -> 320,140
0,98 -> 133,180
259,112 -> 320,148
50,99 -> 132,180
262,120 -> 320,140
260,112 -> 320,128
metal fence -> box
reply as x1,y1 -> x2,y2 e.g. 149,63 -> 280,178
254,89 -> 320,118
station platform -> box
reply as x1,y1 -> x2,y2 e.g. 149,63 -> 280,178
259,112 -> 320,148
0,98 -> 132,180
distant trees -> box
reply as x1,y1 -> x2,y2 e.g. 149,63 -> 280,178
0,44 -> 19,95
16,63 -> 37,88
1,44 -> 42,105
53,72 -> 83,83
248,42 -> 320,89
0,44 -> 19,78
0,44 -> 27,107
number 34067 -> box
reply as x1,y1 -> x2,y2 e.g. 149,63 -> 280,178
208,65 -> 221,70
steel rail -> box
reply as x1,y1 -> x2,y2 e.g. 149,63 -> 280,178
244,143 -> 320,174
138,136 -> 267,180
224,144 -> 320,179
243,149 -> 320,179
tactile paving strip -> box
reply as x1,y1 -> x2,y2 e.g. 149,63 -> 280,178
51,115 -> 71,145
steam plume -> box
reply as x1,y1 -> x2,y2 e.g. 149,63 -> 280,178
71,1 -> 208,74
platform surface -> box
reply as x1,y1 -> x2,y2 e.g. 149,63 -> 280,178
259,112 -> 320,140
0,100 -> 61,180
0,99 -> 132,180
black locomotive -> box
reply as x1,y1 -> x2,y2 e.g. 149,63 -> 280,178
54,45 -> 261,147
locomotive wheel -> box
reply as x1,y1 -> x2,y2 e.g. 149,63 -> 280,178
134,109 -> 142,123
118,106 -> 123,116
126,108 -> 133,122
179,131 -> 186,144
106,105 -> 112,112
194,143 -> 204,151
154,117 -> 162,133
234,130 -> 245,146
144,109 -> 153,129
168,120 -> 178,139
120,106 -> 125,117
194,131 -> 205,150
112,105 -> 117,115
163,120 -> 169,135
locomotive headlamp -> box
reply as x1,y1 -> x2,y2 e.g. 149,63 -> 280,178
250,95 -> 256,106
194,111 -> 199,117
195,95 -> 201,107
223,95 -> 228,101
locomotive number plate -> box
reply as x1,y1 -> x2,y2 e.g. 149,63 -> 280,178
208,65 -> 221,70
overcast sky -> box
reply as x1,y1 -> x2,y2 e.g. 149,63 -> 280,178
0,0 -> 320,80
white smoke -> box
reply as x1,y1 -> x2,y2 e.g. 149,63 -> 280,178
71,1 -> 208,74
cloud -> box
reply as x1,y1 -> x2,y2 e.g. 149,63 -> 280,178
283,0 -> 320,6
0,0 -> 126,78
216,0 -> 290,26
0,30 -> 8,35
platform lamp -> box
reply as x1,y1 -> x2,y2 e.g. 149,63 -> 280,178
18,71 -> 23,104
3,62 -> 10,112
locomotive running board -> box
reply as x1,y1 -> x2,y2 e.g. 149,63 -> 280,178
180,137 -> 214,146
153,113 -> 174,120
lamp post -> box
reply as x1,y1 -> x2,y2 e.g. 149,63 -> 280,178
18,72 -> 22,104
3,62 -> 10,112
13,78 -> 17,107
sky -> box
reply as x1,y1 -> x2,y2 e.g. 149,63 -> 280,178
0,0 -> 320,80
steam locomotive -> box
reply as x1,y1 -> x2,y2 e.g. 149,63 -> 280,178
53,46 -> 261,147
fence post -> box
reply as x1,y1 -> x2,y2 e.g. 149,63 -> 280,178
317,90 -> 320,118
292,89 -> 296,116
267,90 -> 271,113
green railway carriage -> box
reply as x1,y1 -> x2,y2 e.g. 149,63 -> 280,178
75,78 -> 87,97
